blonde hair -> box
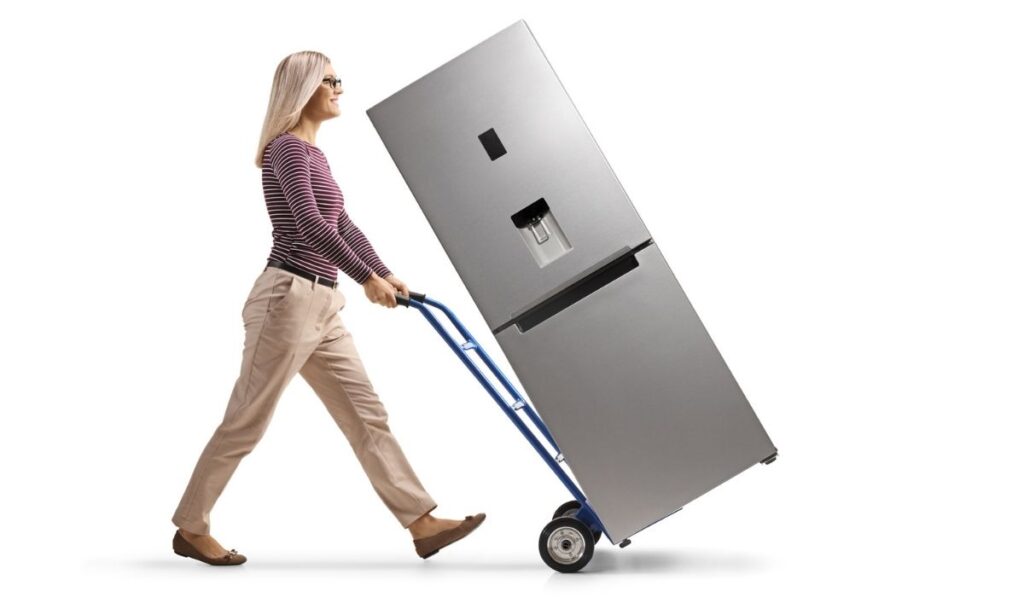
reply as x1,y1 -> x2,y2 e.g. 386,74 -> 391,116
254,50 -> 331,168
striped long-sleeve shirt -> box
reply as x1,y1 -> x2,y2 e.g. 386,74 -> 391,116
261,131 -> 392,284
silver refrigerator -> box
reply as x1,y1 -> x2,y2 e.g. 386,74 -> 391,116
367,19 -> 777,546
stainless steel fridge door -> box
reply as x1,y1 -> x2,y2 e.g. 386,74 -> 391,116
494,243 -> 776,544
367,20 -> 651,331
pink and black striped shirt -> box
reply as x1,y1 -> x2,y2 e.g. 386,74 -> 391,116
261,131 -> 392,284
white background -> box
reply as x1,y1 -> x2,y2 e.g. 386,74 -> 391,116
1,0 -> 1022,594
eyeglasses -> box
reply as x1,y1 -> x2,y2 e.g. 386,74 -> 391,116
322,76 -> 343,91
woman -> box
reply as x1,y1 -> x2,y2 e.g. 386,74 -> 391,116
170,50 -> 485,566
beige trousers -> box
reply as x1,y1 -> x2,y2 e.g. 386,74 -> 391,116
172,265 -> 437,535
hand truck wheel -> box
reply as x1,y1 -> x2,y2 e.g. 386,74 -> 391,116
539,516 -> 595,573
551,500 -> 602,544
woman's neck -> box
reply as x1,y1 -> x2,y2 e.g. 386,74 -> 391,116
287,119 -> 320,146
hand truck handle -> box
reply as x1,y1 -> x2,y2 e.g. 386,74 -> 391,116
395,291 -> 427,307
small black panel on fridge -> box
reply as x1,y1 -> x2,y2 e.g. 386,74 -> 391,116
479,128 -> 507,160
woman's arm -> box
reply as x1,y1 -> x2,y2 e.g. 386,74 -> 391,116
338,209 -> 393,280
269,136 -> 374,284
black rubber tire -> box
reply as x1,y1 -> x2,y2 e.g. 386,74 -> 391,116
552,500 -> 581,520
551,500 -> 602,545
539,516 -> 595,573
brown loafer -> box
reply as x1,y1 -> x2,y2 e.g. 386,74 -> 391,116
173,530 -> 247,566
413,513 -> 486,559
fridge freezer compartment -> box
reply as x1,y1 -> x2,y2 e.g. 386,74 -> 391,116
494,243 -> 777,543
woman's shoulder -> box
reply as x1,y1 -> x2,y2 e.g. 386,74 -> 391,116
266,131 -> 310,163
268,130 -> 302,149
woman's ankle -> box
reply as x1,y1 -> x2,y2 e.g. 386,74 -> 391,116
179,528 -> 207,539
409,513 -> 435,532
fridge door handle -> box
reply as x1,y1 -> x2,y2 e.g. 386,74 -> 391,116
509,244 -> 648,333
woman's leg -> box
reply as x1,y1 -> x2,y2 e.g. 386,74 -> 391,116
298,296 -> 487,554
171,268 -> 319,543
298,297 -> 441,530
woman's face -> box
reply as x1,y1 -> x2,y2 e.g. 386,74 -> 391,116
302,63 -> 344,122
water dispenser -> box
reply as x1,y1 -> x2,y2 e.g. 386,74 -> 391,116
511,198 -> 572,267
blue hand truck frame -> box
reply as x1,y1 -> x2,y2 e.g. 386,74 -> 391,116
395,291 -> 610,550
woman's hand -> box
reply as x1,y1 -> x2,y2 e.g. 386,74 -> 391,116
362,272 -> 398,308
385,273 -> 410,297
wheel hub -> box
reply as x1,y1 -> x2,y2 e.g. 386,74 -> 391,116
547,526 -> 585,564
